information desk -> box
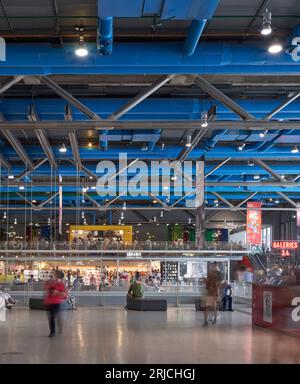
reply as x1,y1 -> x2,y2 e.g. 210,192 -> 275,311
252,284 -> 300,337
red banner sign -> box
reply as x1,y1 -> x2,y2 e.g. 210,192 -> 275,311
272,241 -> 298,250
246,202 -> 262,244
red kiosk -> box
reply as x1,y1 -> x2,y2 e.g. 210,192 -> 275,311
252,241 -> 300,337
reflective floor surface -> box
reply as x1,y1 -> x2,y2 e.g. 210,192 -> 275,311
0,307 -> 300,364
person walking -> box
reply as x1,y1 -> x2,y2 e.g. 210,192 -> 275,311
44,270 -> 67,337
203,262 -> 222,327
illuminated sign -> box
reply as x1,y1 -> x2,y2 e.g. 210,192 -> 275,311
126,252 -> 142,258
272,241 -> 298,250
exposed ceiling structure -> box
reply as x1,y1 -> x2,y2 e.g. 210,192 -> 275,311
0,0 -> 300,225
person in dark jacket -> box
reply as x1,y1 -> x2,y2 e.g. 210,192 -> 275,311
221,281 -> 234,312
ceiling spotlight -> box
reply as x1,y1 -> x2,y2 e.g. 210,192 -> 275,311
123,202 -> 127,210
120,212 -> 124,220
81,211 -> 85,219
141,143 -> 148,151
153,200 -> 157,204
269,198 -> 273,202
268,41 -> 283,54
163,186 -> 169,190
32,200 -> 37,203
171,175 -> 177,181
3,212 -> 7,219
14,218 -> 17,225
261,8 -> 272,35
254,175 -> 260,180
59,143 -> 67,153
201,112 -> 208,128
19,185 -> 25,190
161,142 -> 165,150
188,218 -> 192,224
91,186 -> 96,190
238,142 -> 246,151
89,176 -> 93,180
8,175 -> 14,180
259,130 -> 268,138
75,35 -> 89,57
275,199 -> 280,204
118,219 -> 122,225
248,160 -> 255,167
281,175 -> 285,179
88,141 -> 93,148
214,199 -> 218,203
160,211 -> 164,218
185,134 -> 192,147
48,217 -> 51,225
82,187 -> 88,193
153,216 -> 157,222
291,146 -> 299,153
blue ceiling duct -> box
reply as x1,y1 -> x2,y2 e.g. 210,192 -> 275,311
98,0 -> 220,56
202,130 -> 228,152
183,19 -> 207,57
97,16 -> 113,56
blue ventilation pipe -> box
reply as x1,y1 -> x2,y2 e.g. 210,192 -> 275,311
202,130 -> 228,152
147,129 -> 161,152
242,130 -> 294,152
183,19 -> 207,56
97,17 -> 113,56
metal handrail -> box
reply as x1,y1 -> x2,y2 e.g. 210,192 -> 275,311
0,240 -> 249,251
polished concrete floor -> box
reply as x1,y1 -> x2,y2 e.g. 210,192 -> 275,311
1,306 -> 300,364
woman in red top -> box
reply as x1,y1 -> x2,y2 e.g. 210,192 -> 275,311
44,270 -> 67,337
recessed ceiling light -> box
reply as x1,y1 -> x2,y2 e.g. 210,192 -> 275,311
75,36 -> 89,57
59,143 -> 67,153
254,175 -> 260,180
259,130 -> 268,138
261,8 -> 272,36
238,143 -> 246,151
291,146 -> 299,153
185,134 -> 192,147
19,185 -> 25,190
8,175 -> 14,179
201,112 -> 208,128
268,42 -> 283,54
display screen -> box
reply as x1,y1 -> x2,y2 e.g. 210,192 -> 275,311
205,228 -> 228,242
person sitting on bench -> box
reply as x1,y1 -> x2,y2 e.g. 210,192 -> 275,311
125,272 -> 144,309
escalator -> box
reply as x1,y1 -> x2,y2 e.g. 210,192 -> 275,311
247,245 -> 268,274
